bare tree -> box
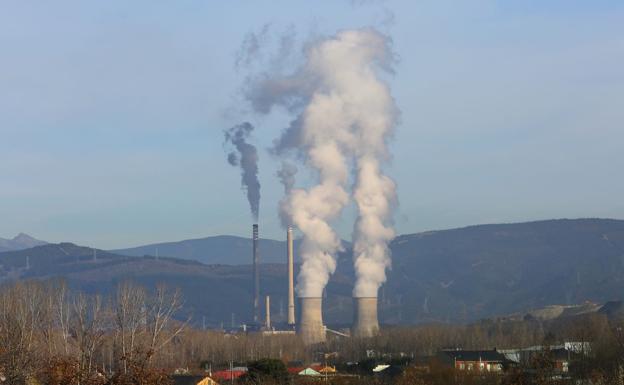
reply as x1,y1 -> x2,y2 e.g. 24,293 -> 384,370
71,292 -> 108,376
56,280 -> 72,356
0,281 -> 45,384
114,282 -> 147,374
145,285 -> 187,366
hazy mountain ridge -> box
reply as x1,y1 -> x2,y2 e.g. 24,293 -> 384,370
383,218 -> 624,324
0,233 -> 47,252
0,242 -> 287,327
112,235 -> 351,265
111,235 -> 288,265
2,218 -> 624,327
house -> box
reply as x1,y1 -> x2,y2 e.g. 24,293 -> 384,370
372,364 -> 405,378
212,367 -> 247,381
373,364 -> 390,373
308,364 -> 324,372
172,375 -> 219,385
298,368 -> 321,376
438,349 -> 508,372
551,348 -> 572,373
318,365 -> 336,374
498,343 -> 583,374
287,367 -> 304,375
286,366 -> 305,374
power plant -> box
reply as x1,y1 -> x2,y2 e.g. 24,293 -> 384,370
297,297 -> 326,345
242,225 -> 383,343
352,297 -> 380,338
252,224 -> 260,323
228,29 -> 396,346
287,226 -> 295,326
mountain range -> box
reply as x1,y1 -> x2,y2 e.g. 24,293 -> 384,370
112,235 -> 350,265
1,218 -> 624,327
112,235 -> 290,265
0,233 -> 47,252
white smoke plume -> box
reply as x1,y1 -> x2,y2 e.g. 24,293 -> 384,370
247,28 -> 398,298
276,161 -> 298,228
352,157 -> 396,297
224,122 -> 261,222
347,29 -> 398,297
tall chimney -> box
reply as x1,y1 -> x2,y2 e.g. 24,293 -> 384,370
287,226 -> 295,326
297,297 -> 325,345
352,297 -> 379,338
265,295 -> 271,329
253,224 -> 260,323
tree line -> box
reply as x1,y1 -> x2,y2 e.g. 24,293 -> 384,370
0,279 -> 185,384
3,279 -> 624,384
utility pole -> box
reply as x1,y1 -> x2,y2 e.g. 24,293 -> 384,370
324,353 -> 328,384
230,360 -> 234,385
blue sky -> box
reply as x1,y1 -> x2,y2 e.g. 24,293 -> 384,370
1,0 -> 622,248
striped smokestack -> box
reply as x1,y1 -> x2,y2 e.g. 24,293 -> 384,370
253,224 -> 259,323
287,226 -> 295,326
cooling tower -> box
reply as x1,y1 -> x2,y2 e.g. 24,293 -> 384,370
297,297 -> 325,345
287,226 -> 295,326
352,297 -> 379,338
252,224 -> 260,323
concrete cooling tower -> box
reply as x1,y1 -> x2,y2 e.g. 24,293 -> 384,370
297,297 -> 325,345
352,297 -> 379,338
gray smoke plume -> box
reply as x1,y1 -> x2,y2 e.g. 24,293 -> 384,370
277,161 -> 298,194
246,28 -> 398,298
224,122 -> 261,221
235,24 -> 271,70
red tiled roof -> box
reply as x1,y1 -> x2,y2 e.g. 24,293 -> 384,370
212,370 -> 246,380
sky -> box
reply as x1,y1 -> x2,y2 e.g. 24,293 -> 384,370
0,0 -> 623,249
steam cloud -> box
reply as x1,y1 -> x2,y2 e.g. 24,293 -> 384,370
224,122 -> 261,222
276,161 -> 298,228
352,157 -> 396,297
247,28 -> 398,298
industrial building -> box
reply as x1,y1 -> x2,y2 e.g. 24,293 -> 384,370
247,223 -> 383,345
